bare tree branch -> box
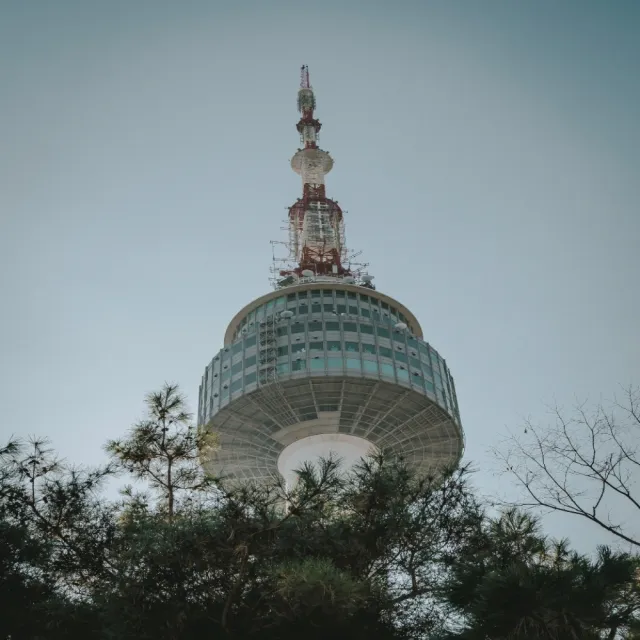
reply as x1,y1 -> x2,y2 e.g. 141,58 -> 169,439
493,386 -> 640,548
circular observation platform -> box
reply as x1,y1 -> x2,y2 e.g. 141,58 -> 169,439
198,285 -> 464,483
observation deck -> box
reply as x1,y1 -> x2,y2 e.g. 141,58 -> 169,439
197,282 -> 464,484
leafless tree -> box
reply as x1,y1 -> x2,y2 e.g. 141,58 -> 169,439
493,385 -> 640,549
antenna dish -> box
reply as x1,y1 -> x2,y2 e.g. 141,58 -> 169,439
281,310 -> 294,319
343,276 -> 355,284
394,322 -> 408,331
362,274 -> 374,283
301,269 -> 314,277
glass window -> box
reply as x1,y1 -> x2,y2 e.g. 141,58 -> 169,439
346,357 -> 361,370
276,327 -> 288,337
277,363 -> 289,374
310,358 -> 325,370
287,293 -> 297,301
345,341 -> 359,352
335,290 -> 345,298
361,309 -> 370,318
325,321 -> 340,331
311,290 -> 321,298
360,324 -> 373,334
277,346 -> 288,356
267,300 -> 275,311
292,343 -> 306,353
395,351 -> 407,363
425,380 -> 435,393
275,297 -> 285,308
360,294 -> 369,303
362,343 -> 376,354
348,306 -> 358,315
407,337 -> 418,348
343,322 -> 357,332
410,357 -> 421,369
380,363 -> 394,377
245,371 -> 257,384
397,368 -> 410,381
309,341 -> 323,351
419,342 -> 429,354
379,346 -> 392,359
363,359 -> 378,373
309,321 -> 323,332
292,360 -> 305,371
381,302 -> 389,310
291,324 -> 305,334
245,355 -> 256,367
347,292 -> 356,299
328,357 -> 343,369
222,370 -> 231,382
422,364 -> 433,378
323,303 -> 335,313
322,289 -> 334,298
327,341 -> 341,352
337,304 -> 347,314
298,304 -> 308,315
231,361 -> 242,375
376,327 -> 390,338
230,379 -> 243,393
244,335 -> 256,348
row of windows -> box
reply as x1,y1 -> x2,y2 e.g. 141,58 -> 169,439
233,289 -> 415,339
208,321 -> 450,387
220,319 -> 439,365
200,355 -> 456,424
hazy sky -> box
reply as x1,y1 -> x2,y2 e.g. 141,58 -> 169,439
1,1 -> 638,551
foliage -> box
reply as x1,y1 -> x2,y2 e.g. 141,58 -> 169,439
2,385 -> 640,639
441,509 -> 640,639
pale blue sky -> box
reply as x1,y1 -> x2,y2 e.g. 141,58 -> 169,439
1,1 -> 638,551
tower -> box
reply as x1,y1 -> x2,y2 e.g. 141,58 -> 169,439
197,67 -> 464,486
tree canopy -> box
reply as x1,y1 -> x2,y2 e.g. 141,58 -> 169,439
1,383 -> 639,639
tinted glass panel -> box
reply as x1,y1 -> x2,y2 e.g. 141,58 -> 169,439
381,363 -> 394,377
363,360 -> 378,373
325,321 -> 340,331
346,357 -> 361,370
343,322 -> 357,332
327,341 -> 341,352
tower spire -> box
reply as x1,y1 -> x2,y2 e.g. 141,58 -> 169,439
285,66 -> 347,279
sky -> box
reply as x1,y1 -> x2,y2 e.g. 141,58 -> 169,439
1,0 -> 638,552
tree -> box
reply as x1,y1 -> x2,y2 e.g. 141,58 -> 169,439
105,382 -> 217,523
494,386 -> 640,549
2,384 -> 640,639
441,508 -> 640,639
